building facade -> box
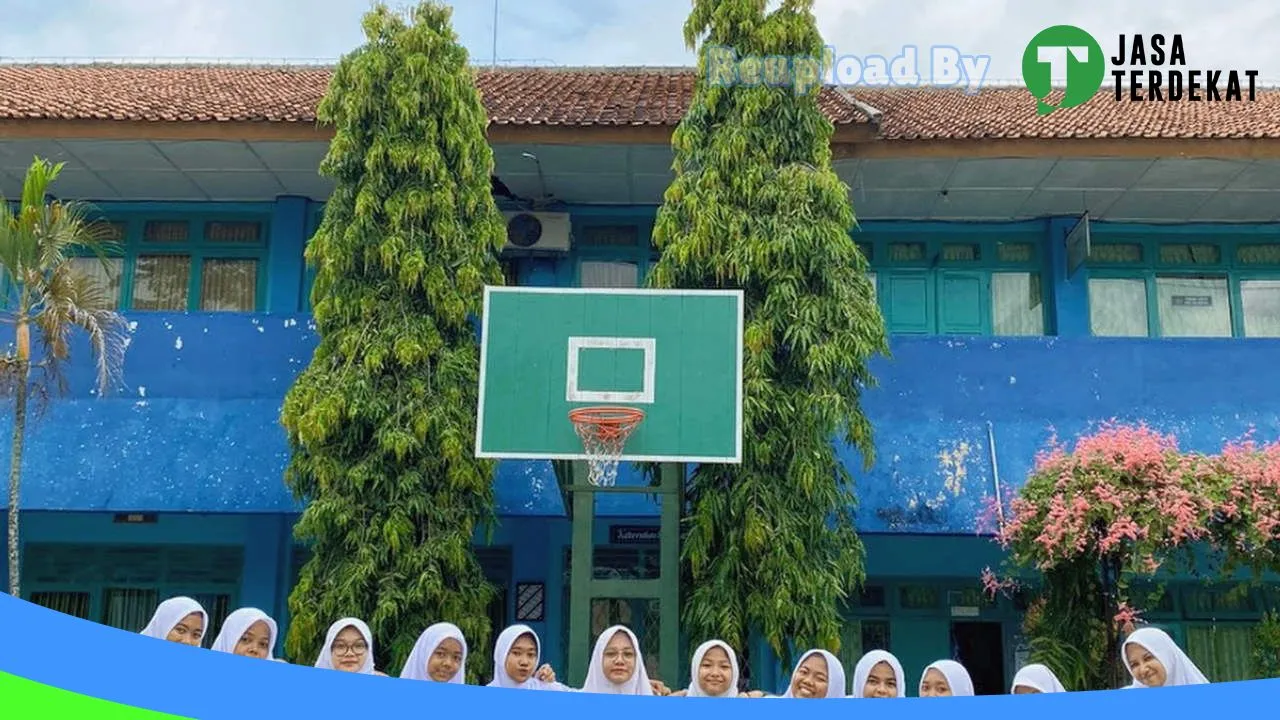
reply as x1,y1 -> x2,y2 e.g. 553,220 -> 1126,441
1,64 -> 1279,694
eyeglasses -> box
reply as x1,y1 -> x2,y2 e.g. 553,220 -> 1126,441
332,642 -> 368,656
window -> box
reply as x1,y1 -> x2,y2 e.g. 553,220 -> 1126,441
69,215 -> 268,312
1186,623 -> 1255,682
839,618 -> 892,694
579,261 -> 638,288
864,235 -> 1045,336
571,219 -> 655,289
1085,236 -> 1280,338
22,543 -> 242,639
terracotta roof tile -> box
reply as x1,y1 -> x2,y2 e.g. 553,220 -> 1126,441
851,86 -> 1280,140
0,64 -> 863,127
0,64 -> 1276,140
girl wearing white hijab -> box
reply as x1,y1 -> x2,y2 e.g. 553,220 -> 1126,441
1121,627 -> 1209,688
314,618 -> 385,675
487,624 -> 570,690
139,596 -> 207,647
671,640 -> 740,697
780,649 -> 846,698
850,650 -> 906,698
401,622 -> 468,683
211,607 -> 278,661
580,625 -> 654,695
919,659 -> 975,697
1011,663 -> 1066,694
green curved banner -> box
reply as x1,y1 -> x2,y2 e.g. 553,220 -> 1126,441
0,672 -> 190,719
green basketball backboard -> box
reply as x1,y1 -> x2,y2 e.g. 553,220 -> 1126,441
475,286 -> 743,463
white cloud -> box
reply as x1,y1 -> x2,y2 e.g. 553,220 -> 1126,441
1,0 -> 1275,86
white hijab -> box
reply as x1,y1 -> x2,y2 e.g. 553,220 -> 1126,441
782,649 -> 846,698
401,622 -> 467,682
851,650 -> 906,698
580,625 -> 653,695
1011,663 -> 1066,693
314,618 -> 377,674
686,640 -> 740,697
211,607 -> 278,659
921,660 -> 975,696
139,596 -> 208,644
487,624 -> 568,690
1122,627 -> 1209,687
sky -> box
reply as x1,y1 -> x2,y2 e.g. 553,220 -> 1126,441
1,0 -> 1278,86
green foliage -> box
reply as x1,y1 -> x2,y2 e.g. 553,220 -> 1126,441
0,157 -> 129,596
279,2 -> 505,681
1253,611 -> 1280,679
649,0 -> 888,667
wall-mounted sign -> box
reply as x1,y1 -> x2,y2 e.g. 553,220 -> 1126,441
610,525 -> 659,544
1172,295 -> 1212,307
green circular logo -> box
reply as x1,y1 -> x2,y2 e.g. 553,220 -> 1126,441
1022,25 -> 1106,116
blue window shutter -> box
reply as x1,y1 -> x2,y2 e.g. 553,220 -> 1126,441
882,270 -> 933,334
938,270 -> 989,335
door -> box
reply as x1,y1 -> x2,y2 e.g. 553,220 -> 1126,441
951,621 -> 1005,695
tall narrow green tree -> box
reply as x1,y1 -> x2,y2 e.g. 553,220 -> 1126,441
280,1 -> 505,680
648,0 -> 888,675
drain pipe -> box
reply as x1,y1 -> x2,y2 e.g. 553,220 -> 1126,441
987,421 -> 1005,529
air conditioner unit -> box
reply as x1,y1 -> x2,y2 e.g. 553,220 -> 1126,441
501,211 -> 571,253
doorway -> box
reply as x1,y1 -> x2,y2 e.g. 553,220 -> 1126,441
951,621 -> 1005,695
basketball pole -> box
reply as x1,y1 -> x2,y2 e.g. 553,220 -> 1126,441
564,460 -> 683,688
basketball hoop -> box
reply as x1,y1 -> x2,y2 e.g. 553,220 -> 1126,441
568,406 -> 645,487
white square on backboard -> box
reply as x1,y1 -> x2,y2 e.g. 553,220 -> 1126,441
565,336 -> 656,404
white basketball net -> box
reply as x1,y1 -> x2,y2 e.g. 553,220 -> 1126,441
570,410 -> 643,487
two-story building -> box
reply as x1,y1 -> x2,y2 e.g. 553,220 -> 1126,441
1,63 -> 1279,694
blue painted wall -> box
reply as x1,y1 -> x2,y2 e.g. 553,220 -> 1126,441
4,309 -> 1279,535
3,201 -> 1280,533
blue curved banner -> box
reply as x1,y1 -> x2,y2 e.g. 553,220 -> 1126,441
2,593 -> 1278,717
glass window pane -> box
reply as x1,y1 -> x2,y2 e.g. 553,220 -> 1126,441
200,259 -> 258,311
143,221 -> 189,243
992,272 -> 1043,336
1159,243 -> 1220,265
132,255 -> 191,310
578,225 -> 638,247
579,261 -> 638,288
102,588 -> 159,631
29,591 -> 91,619
942,243 -> 979,262
1156,276 -> 1231,337
1088,243 -> 1143,264
1237,245 -> 1280,265
68,257 -> 123,310
889,242 -> 925,262
997,242 -> 1034,263
1089,278 -> 1149,336
204,221 -> 262,244
1241,279 -> 1280,338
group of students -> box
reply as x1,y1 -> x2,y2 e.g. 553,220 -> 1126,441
140,596 -> 1211,696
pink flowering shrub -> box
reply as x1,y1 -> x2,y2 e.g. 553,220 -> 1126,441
996,422 -> 1217,573
984,421 -> 1280,690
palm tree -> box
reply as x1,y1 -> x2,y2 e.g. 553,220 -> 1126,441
0,157 -> 129,597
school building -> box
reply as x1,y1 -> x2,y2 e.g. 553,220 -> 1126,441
1,64 -> 1279,695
